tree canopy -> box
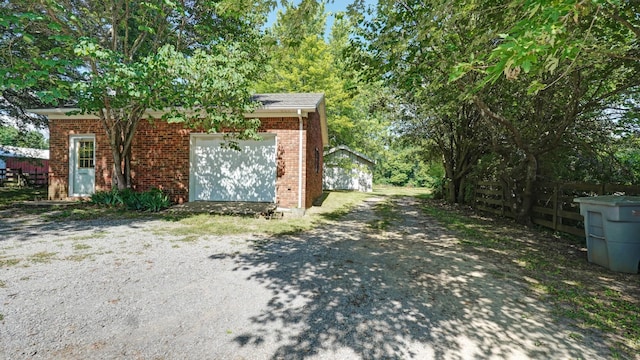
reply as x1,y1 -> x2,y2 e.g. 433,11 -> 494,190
1,0 -> 273,188
352,0 -> 640,220
0,125 -> 48,149
2,0 -> 638,212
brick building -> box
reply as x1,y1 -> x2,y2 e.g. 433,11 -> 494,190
33,93 -> 327,209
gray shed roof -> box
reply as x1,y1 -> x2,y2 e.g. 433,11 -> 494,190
324,145 -> 375,165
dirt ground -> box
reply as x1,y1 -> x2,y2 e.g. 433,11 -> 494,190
0,195 -> 637,359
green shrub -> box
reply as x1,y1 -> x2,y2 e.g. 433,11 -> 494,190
139,188 -> 170,212
119,188 -> 143,211
90,188 -> 170,212
90,188 -> 122,206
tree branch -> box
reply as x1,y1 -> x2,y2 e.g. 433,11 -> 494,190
603,6 -> 640,40
111,0 -> 118,51
581,77 -> 640,112
473,96 -> 525,150
44,7 -> 78,36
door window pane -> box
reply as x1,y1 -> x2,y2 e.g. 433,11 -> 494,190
78,140 -> 94,168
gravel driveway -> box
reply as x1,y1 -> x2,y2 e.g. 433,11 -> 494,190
0,196 -> 612,359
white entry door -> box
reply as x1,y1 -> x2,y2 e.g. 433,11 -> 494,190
189,133 -> 276,202
69,135 -> 95,196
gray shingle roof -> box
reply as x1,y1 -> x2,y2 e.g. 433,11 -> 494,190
252,93 -> 325,110
27,93 -> 329,146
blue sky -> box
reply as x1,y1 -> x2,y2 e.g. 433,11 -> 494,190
265,0 -> 377,35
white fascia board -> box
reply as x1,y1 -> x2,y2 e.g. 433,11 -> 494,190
27,108 -> 312,120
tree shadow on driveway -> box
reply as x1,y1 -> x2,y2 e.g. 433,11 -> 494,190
0,207 -> 157,243
210,196 -> 610,359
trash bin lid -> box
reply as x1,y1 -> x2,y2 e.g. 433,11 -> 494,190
574,195 -> 640,207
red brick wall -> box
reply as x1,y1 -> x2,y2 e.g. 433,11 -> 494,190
259,117 -> 303,208
48,118 -> 111,200
49,114 -> 322,208
130,120 -> 191,203
304,111 -> 324,207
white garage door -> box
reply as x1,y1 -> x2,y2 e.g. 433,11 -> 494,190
189,133 -> 277,202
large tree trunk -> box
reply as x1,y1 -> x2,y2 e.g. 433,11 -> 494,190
448,176 -> 464,204
101,106 -> 143,190
111,145 -> 127,189
444,158 -> 456,203
446,180 -> 457,203
456,176 -> 466,204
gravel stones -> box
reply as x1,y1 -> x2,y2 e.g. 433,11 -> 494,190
0,200 -> 613,359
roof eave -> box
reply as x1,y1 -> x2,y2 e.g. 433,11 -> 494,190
324,145 -> 375,165
28,93 -> 329,147
315,96 -> 329,147
28,107 -> 317,120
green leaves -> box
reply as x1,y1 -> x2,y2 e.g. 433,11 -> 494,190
460,0 -> 640,90
137,25 -> 155,34
2,0 -> 275,190
21,33 -> 34,44
144,43 -> 263,135
526,80 -> 547,95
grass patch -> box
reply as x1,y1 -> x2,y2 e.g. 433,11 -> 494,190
422,200 -> 640,355
46,207 -> 112,221
69,231 -> 107,241
0,186 -> 47,208
0,258 -> 20,267
44,205 -> 154,222
0,280 -> 5,288
29,251 -> 57,263
159,213 -> 312,239
368,198 -> 400,231
372,185 -> 432,198
177,235 -> 200,242
169,215 -> 268,236
156,187 -> 430,240
65,254 -> 93,262
157,190 -> 375,240
73,243 -> 92,250
314,191 -> 372,221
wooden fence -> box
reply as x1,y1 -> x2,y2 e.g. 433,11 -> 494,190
0,168 -> 49,187
474,181 -> 640,237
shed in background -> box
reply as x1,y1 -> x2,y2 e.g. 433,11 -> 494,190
0,145 -> 50,186
323,145 -> 374,192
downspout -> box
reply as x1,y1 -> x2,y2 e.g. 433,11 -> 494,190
298,109 -> 303,209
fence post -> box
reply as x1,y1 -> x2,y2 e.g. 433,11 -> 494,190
473,181 -> 478,208
501,181 -> 505,217
552,182 -> 559,231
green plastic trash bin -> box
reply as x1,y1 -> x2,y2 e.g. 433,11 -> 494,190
574,196 -> 640,274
